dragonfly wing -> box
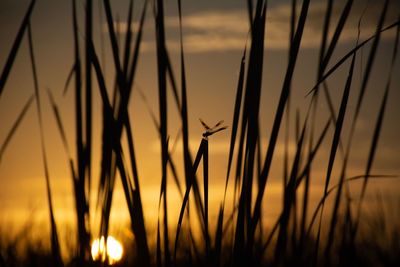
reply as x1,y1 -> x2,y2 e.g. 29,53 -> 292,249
199,118 -> 211,130
213,120 -> 224,129
209,126 -> 228,135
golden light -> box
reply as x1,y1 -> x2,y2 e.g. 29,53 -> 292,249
91,236 -> 123,265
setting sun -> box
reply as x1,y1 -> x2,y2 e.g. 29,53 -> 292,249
91,236 -> 123,265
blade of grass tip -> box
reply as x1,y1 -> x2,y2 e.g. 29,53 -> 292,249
63,63 -> 75,96
47,89 -> 71,157
353,0 -> 388,121
136,87 -> 159,127
0,95 -> 34,164
47,88 -> 77,180
167,153 -> 184,198
0,0 -> 36,97
28,21 -> 63,267
174,139 -> 205,262
91,42 -> 113,111
231,43 -> 249,207
251,0 -> 310,243
169,127 -> 182,154
137,89 -> 184,198
136,87 -> 184,198
232,46 -> 251,262
224,46 -> 246,202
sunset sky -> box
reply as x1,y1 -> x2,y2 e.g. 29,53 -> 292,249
1,0 -> 399,245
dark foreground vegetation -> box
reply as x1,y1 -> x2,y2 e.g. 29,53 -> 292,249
1,0 -> 400,266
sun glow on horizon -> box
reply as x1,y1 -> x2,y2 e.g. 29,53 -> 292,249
91,236 -> 123,265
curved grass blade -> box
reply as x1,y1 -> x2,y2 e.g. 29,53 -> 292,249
307,18 -> 400,96
0,95 -> 34,164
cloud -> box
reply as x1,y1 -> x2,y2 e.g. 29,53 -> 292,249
106,0 -> 399,53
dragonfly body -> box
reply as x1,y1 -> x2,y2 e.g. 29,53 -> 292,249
200,119 -> 227,139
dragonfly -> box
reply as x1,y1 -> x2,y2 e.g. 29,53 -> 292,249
199,119 -> 228,139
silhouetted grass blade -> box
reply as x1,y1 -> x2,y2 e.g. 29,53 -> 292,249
0,95 -> 34,164
275,118 -> 307,262
320,0 -> 353,74
63,63 -> 75,96
174,139 -> 205,262
28,20 -> 63,267
251,0 -> 310,244
0,0 -> 36,97
224,47 -> 246,200
307,18 -> 400,96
